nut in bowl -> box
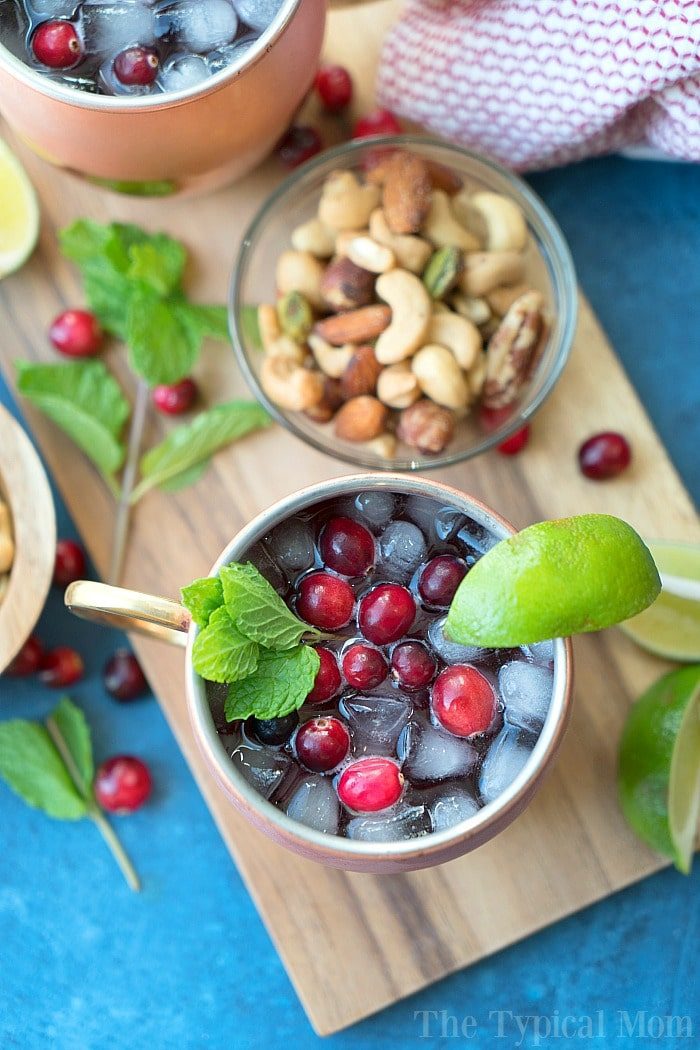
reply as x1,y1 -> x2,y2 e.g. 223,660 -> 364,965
230,136 -> 577,470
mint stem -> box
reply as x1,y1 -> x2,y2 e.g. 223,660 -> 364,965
45,715 -> 141,893
109,378 -> 149,583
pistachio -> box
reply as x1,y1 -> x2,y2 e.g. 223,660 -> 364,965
277,291 -> 313,344
422,246 -> 463,299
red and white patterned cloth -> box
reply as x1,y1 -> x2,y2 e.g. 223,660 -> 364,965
376,0 -> 700,170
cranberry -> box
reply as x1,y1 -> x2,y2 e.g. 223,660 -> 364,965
306,646 -> 341,704
358,584 -> 415,645
276,125 -> 323,169
342,643 -> 387,689
39,647 -> 84,687
353,108 -> 402,139
31,20 -> 82,69
578,431 -> 631,480
314,63 -> 353,112
49,309 -> 102,357
152,377 -> 197,415
497,425 -> 530,456
252,711 -> 298,745
320,516 -> 375,577
53,539 -> 87,588
103,649 -> 148,701
418,555 -> 468,607
479,404 -> 515,433
5,635 -> 43,676
297,572 -> 355,631
295,716 -> 350,773
391,641 -> 436,690
431,665 -> 496,738
113,45 -> 159,87
337,757 -> 404,812
94,755 -> 152,814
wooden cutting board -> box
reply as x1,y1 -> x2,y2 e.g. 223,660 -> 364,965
1,1 -> 698,1034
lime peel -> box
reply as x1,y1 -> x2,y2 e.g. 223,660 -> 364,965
620,540 -> 700,662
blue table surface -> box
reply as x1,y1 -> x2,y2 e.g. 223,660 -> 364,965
0,156 -> 699,1050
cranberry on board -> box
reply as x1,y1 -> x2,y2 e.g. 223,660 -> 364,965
31,20 -> 82,69
497,425 -> 530,456
295,716 -> 350,773
4,635 -> 43,676
113,46 -> 159,87
53,539 -> 87,588
306,646 -> 342,704
342,643 -> 388,689
276,125 -> 323,169
152,378 -> 198,415
49,309 -> 102,357
314,64 -> 353,111
358,583 -> 415,645
418,555 -> 467,607
337,757 -> 404,812
94,756 -> 152,814
39,647 -> 84,687
103,650 -> 148,702
391,640 -> 436,690
353,109 -> 402,138
431,665 -> 497,738
297,572 -> 355,631
320,516 -> 375,576
578,431 -> 631,480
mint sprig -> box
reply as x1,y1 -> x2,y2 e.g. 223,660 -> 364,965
220,562 -> 323,650
192,607 -> 259,684
225,645 -> 320,722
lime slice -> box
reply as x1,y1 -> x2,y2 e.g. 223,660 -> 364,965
620,541 -> 700,662
0,137 -> 39,279
618,664 -> 700,873
445,514 -> 661,647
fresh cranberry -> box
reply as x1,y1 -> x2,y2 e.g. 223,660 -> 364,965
353,108 -> 402,139
498,425 -> 530,456
31,20 -> 82,69
49,309 -> 102,357
391,641 -> 436,690
431,665 -> 496,738
53,539 -> 87,588
103,649 -> 148,701
306,646 -> 341,704
276,125 -> 323,169
578,431 -> 631,480
94,755 -> 152,814
337,757 -> 404,812
5,635 -> 43,676
152,377 -> 197,415
358,584 -> 415,645
320,516 -> 375,577
418,555 -> 468,607
252,711 -> 298,745
314,63 -> 353,112
39,647 -> 84,687
297,572 -> 355,631
295,716 -> 350,773
342,643 -> 387,689
113,45 -> 159,86
479,405 -> 515,433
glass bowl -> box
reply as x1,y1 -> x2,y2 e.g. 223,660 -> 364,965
229,135 -> 577,471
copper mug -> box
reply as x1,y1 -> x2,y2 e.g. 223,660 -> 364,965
0,0 -> 329,195
66,475 -> 574,873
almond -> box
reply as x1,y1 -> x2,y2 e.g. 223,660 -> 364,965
313,304 -> 392,346
383,151 -> 432,235
304,377 -> 344,422
340,345 -> 382,399
334,396 -> 389,442
321,256 -> 375,312
425,160 -> 463,196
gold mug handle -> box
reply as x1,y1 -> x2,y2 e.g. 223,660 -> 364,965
65,581 -> 191,648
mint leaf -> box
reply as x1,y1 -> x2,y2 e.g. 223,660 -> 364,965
127,237 -> 186,297
126,288 -> 199,386
181,576 -> 224,628
225,644 -> 320,721
51,697 -> 94,793
158,459 -> 210,493
16,360 -> 129,481
131,400 -> 271,502
0,720 -> 87,820
174,302 -> 230,343
192,606 -> 259,684
220,562 -> 319,650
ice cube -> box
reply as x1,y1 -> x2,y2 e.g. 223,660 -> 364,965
241,543 -> 286,594
346,804 -> 430,842
266,517 -> 315,575
456,521 -> 500,558
499,660 -> 553,733
206,33 -> 257,73
28,0 -> 77,16
525,640 -> 555,667
285,776 -> 339,835
378,520 -> 426,582
478,727 -> 533,805
80,1 -> 156,54
340,694 -> 412,756
434,507 -> 466,542
156,0 -> 238,52
232,0 -> 283,32
229,739 -> 292,800
402,718 -> 478,783
353,491 -> 396,530
427,617 -> 489,665
428,787 -> 480,831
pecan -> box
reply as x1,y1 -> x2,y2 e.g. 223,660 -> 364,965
313,304 -> 392,346
334,396 -> 389,442
321,256 -> 375,312
397,399 -> 455,454
382,151 -> 432,235
482,291 -> 544,408
340,345 -> 383,399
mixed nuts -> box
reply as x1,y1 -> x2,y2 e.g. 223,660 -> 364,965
0,495 -> 14,606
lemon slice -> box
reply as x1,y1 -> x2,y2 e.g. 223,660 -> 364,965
0,137 -> 39,279
618,664 -> 700,873
620,541 -> 700,662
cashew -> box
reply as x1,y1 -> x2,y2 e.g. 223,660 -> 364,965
336,232 -> 395,274
377,363 -> 421,409
487,282 -> 531,316
260,356 -> 324,412
374,269 -> 432,365
257,305 -> 305,361
275,250 -> 325,310
367,432 -> 398,460
369,209 -> 432,274
411,345 -> 471,409
422,190 -> 481,251
450,292 -> 492,326
471,192 -> 528,252
0,574 -> 8,606
0,504 -> 14,574
468,352 -> 487,398
459,251 -> 525,297
318,171 -> 380,231
308,333 -> 354,378
291,218 -> 335,258
428,311 -> 482,370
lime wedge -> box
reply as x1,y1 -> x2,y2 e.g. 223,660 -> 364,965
0,137 -> 39,279
445,514 -> 661,647
618,664 -> 700,873
620,541 -> 700,662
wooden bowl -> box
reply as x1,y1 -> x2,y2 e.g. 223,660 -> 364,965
0,405 -> 55,673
